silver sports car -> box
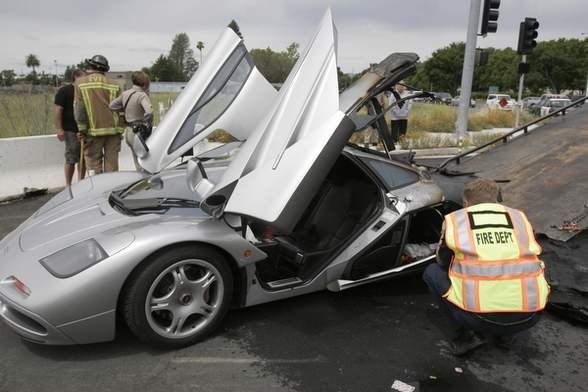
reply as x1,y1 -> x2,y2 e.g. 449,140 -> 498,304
0,11 -> 456,347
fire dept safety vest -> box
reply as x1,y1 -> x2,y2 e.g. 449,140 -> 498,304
74,73 -> 123,137
443,203 -> 550,313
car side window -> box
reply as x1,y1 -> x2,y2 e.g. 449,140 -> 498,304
488,95 -> 495,100
169,45 -> 252,153
361,158 -> 419,189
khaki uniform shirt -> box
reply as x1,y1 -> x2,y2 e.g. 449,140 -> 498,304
109,85 -> 153,124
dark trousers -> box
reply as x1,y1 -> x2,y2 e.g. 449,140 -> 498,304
423,263 -> 540,337
390,119 -> 408,146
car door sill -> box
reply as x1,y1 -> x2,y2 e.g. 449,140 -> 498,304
326,254 -> 435,292
266,277 -> 305,290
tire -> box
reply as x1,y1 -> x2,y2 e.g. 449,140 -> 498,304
122,245 -> 233,348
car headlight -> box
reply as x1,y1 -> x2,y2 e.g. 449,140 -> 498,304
39,239 -> 108,278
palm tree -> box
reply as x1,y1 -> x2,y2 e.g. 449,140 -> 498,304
196,41 -> 204,65
25,54 -> 40,74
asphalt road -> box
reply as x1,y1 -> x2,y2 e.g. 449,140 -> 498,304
1,195 -> 587,392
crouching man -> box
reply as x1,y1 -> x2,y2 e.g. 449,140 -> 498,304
423,179 -> 549,356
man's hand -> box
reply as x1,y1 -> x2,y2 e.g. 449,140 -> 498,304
56,129 -> 65,142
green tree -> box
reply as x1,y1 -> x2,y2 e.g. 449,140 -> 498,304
527,38 -> 588,93
475,47 -> 519,93
250,42 -> 299,84
167,33 -> 198,81
196,41 -> 205,64
25,54 -> 40,74
150,54 -> 183,82
405,62 -> 430,91
228,19 -> 243,39
337,67 -> 353,90
422,42 -> 465,94
0,69 -> 16,86
168,33 -> 198,81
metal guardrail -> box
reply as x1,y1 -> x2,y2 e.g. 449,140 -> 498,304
436,95 -> 588,172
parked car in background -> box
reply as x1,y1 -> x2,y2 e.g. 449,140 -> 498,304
570,94 -> 586,106
450,95 -> 476,108
411,91 -> 429,102
522,96 -> 540,109
529,94 -> 569,115
486,94 -> 515,110
539,98 -> 572,116
432,92 -> 452,105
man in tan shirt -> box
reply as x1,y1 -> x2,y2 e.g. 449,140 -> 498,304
109,71 -> 153,170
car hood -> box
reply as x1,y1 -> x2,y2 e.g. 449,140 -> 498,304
19,198 -> 126,252
7,170 -> 209,254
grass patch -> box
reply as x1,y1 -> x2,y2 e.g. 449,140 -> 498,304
398,130 -> 508,150
0,91 -> 55,137
407,103 -> 536,133
0,92 -> 537,140
0,91 -> 179,138
408,104 -> 457,133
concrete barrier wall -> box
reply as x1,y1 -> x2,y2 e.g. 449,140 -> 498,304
0,134 -> 136,200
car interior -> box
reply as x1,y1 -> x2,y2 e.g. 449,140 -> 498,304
251,154 -> 382,289
345,204 -> 456,280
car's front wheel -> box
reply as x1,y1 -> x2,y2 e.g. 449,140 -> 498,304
122,245 -> 233,347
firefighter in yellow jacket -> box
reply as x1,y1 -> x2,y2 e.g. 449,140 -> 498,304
423,178 -> 549,356
74,55 -> 123,174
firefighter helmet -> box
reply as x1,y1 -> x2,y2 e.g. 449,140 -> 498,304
86,55 -> 110,72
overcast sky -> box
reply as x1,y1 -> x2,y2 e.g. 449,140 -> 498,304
1,0 -> 586,75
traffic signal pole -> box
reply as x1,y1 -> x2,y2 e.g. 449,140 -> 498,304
455,0 -> 482,139
515,55 -> 527,127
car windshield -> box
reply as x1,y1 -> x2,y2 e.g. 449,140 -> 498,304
550,100 -> 570,107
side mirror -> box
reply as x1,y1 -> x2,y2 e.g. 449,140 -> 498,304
132,133 -> 149,158
186,158 -> 215,198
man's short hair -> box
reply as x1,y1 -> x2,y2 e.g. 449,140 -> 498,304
72,69 -> 85,82
463,178 -> 499,205
132,71 -> 150,89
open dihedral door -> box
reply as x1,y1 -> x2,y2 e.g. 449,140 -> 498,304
201,9 -> 356,234
139,28 -> 277,174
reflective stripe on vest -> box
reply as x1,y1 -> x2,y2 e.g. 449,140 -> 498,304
78,78 -> 122,136
444,203 -> 549,313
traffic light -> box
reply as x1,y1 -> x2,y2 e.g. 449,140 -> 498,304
517,17 -> 540,55
480,0 -> 501,35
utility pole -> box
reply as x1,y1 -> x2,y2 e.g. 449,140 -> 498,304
456,0 -> 500,138
583,33 -> 587,96
455,0 -> 481,139
515,55 -> 527,127
54,60 -> 58,87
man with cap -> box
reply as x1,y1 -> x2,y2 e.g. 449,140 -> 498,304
74,55 -> 124,174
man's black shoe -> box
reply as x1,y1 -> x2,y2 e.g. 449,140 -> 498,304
451,330 -> 486,356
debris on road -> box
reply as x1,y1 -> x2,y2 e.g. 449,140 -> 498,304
23,187 -> 48,198
391,379 -> 416,392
